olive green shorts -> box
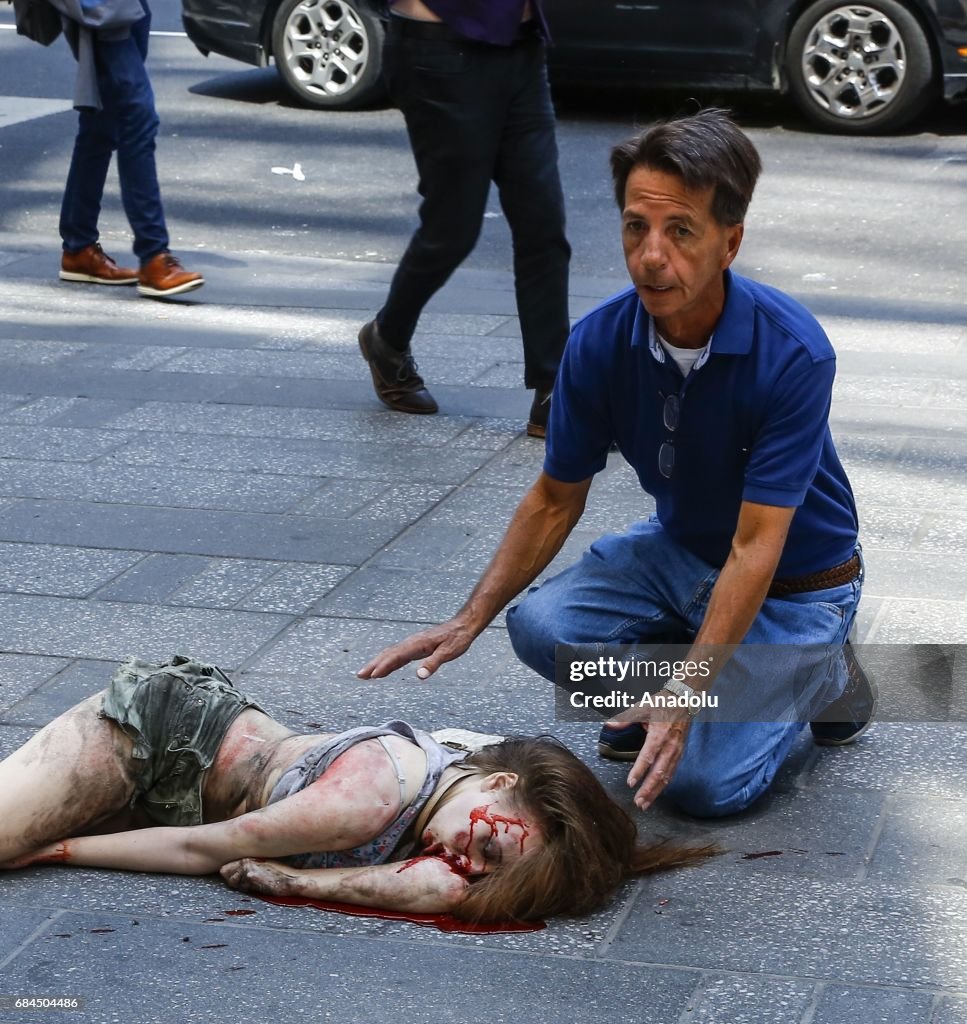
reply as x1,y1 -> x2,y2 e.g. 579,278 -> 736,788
99,656 -> 264,827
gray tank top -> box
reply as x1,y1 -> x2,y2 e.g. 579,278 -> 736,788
266,720 -> 466,869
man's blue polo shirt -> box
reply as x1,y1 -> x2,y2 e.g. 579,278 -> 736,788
544,270 -> 858,577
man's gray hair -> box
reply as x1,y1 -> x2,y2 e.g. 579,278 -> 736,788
610,108 -> 762,225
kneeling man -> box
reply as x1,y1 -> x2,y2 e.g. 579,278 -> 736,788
358,109 -> 873,818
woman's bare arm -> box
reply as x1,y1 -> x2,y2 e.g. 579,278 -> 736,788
2,741 -> 405,875
1,802 -> 386,876
8,841 -> 469,914
221,856 -> 469,913
1,830 -> 225,875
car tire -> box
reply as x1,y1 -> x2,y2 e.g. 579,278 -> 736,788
785,0 -> 935,133
271,0 -> 385,109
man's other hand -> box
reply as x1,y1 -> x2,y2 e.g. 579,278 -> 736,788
357,617 -> 476,680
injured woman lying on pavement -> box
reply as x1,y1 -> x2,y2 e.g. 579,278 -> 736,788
0,656 -> 712,922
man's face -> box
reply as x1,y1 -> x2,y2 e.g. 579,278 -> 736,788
621,165 -> 743,344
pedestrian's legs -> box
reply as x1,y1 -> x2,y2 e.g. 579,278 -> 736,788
95,6 -> 169,263
494,41 -> 570,388
60,106 -> 118,254
376,31 -> 505,351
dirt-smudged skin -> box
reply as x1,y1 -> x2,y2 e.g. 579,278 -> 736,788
200,714 -> 425,824
200,710 -> 315,820
222,852 -> 469,909
0,693 -> 138,861
237,737 -> 413,853
0,693 -> 426,874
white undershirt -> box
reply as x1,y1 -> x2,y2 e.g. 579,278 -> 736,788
659,335 -> 709,378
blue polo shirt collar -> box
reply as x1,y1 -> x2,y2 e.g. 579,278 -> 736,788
630,269 -> 756,361
711,270 -> 755,355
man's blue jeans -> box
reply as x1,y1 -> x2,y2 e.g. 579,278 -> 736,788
60,2 -> 169,263
506,518 -> 863,818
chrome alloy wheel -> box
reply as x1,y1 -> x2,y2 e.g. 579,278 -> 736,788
279,0 -> 370,100
800,6 -> 907,120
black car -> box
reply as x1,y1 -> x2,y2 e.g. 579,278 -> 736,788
181,0 -> 967,132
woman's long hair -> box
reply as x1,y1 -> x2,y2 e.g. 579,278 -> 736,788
454,736 -> 716,923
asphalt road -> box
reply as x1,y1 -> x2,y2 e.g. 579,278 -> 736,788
0,0 -> 965,317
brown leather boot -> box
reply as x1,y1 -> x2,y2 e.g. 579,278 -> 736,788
137,251 -> 205,298
59,243 -> 138,285
358,320 -> 438,414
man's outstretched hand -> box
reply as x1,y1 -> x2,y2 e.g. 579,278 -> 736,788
356,473 -> 589,681
357,617 -> 476,680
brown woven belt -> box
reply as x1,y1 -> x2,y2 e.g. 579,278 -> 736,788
768,552 -> 861,598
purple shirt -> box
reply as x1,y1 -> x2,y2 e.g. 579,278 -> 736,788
391,0 -> 547,46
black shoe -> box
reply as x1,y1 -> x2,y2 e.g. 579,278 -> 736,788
810,640 -> 878,747
358,320 -> 438,414
526,386 -> 553,438
597,723 -> 646,761
596,631 -> 693,760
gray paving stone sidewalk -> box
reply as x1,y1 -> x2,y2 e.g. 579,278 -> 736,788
1,235 -> 966,1024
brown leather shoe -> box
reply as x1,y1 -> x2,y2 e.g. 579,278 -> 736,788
358,320 -> 438,414
137,251 -> 205,298
526,386 -> 553,439
59,243 -> 138,285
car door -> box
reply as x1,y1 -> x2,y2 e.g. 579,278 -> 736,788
543,0 -> 777,81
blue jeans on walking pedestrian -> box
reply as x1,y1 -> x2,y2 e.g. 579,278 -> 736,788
60,1 -> 169,263
506,518 -> 863,818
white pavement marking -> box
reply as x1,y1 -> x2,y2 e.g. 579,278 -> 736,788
0,23 -> 188,36
272,163 -> 306,181
0,95 -> 73,129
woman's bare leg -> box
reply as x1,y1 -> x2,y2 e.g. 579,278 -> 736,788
0,691 -> 139,864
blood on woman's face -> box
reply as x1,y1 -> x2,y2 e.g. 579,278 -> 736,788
420,772 -> 542,877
